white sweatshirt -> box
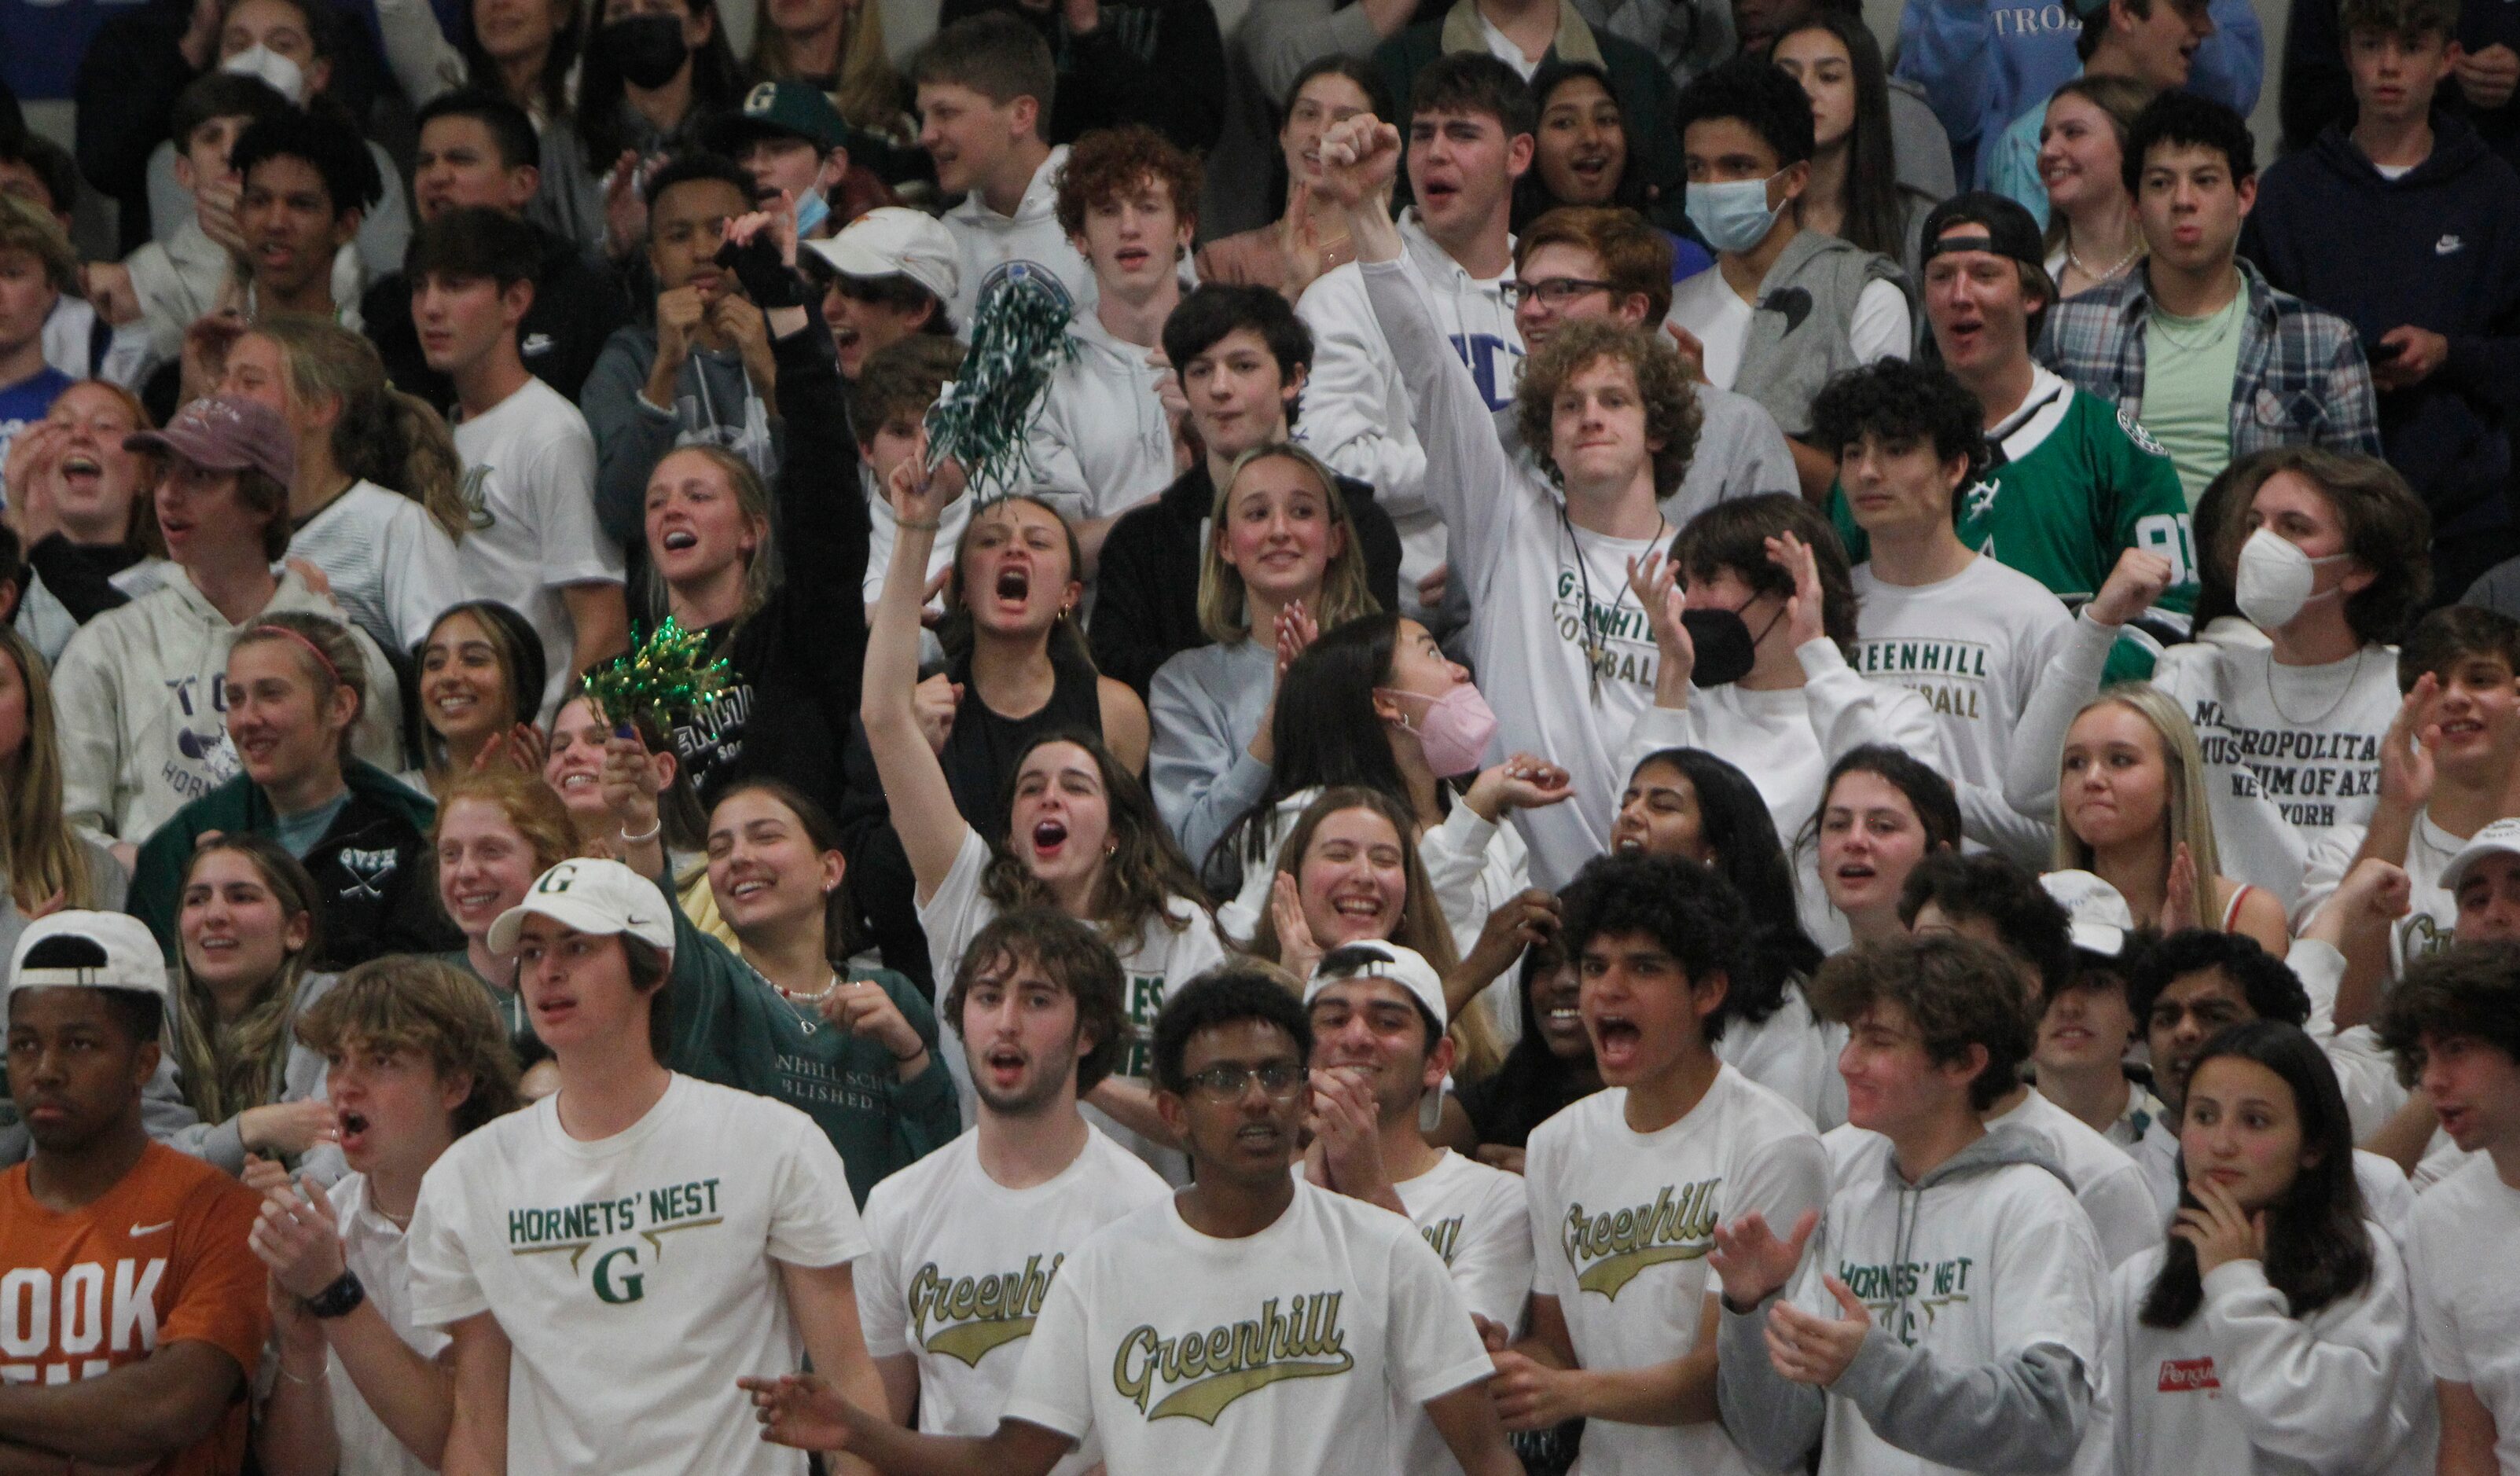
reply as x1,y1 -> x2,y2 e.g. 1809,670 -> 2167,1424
1983,1088 -> 2165,1268
1350,257 -> 1651,889
1297,214 -> 1522,608
1614,640 -> 1945,946
1009,310 -> 1179,523
2004,612 -> 2399,911
2101,1232 -> 2434,1476
54,566 -> 406,843
2294,812 -> 2463,971
942,146 -> 1095,329
2276,938 -> 2414,1142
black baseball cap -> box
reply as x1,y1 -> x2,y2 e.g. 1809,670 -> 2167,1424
1919,192 -> 2048,275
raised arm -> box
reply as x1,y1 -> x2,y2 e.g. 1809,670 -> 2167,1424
2002,549 -> 2171,813
860,458 -> 979,903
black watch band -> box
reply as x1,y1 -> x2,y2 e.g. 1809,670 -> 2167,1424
306,1269 -> 366,1320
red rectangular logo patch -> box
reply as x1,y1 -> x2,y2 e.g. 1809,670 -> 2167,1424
2158,1357 -> 2221,1393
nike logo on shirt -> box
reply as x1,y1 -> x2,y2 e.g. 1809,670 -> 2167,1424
2437,235 -> 2466,255
130,1221 -> 174,1237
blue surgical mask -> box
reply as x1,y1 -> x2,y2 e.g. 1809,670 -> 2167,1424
1685,171 -> 1787,254
795,187 -> 830,238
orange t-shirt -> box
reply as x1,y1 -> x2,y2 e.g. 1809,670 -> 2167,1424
0,1142 -> 268,1475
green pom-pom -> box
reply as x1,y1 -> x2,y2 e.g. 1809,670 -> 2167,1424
924,266 -> 1076,494
582,617 -> 733,732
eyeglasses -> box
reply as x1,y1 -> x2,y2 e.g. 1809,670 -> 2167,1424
1181,1062 -> 1307,1100
1504,277 -> 1616,307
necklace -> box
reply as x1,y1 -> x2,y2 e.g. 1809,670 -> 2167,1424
2151,292 -> 2243,354
1559,504 -> 1669,700
2064,232 -> 2140,285
2263,645 -> 2367,729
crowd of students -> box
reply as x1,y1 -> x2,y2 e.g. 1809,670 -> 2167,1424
6,0 -> 2520,1469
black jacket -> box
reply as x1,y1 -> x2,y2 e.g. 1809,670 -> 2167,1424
1089,463 -> 1403,698
939,0 -> 1227,155
366,223 -> 630,412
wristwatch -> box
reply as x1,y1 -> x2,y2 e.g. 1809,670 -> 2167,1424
305,1269 -> 366,1320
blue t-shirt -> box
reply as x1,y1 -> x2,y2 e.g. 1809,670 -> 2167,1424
0,365 -> 71,477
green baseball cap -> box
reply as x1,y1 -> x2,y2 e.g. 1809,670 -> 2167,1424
706,80 -> 854,155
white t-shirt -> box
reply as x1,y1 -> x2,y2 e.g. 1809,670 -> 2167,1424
450,377 -> 623,720
1982,1088 -> 2162,1267
1001,1179 -> 1498,1476
1714,983 -> 1849,1131
1852,553 -> 2071,860
316,1173 -> 443,1476
288,479 -> 465,652
2410,1152 -> 2520,1469
2298,811 -> 2463,974
1666,267 -> 1911,391
1525,1066 -> 1831,1476
2103,1232 -> 2431,1476
1394,1149 -> 1534,1476
406,1074 -> 867,1475
920,829 -> 1227,1182
2147,639 -> 2401,907
856,1127 -> 1170,1474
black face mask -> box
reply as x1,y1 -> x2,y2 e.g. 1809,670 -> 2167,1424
1681,602 -> 1785,687
601,13 -> 689,90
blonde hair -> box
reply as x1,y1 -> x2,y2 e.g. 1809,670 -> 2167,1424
231,610 -> 369,764
250,316 -> 469,541
2052,683 -> 2221,930
1196,444 -> 1380,647
0,628 -> 101,913
751,4 -> 907,132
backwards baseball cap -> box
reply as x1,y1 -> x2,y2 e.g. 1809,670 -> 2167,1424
1305,942 -> 1448,1030
127,394 -> 296,488
1919,191 -> 2049,277
803,206 -> 961,306
487,858 -> 676,955
2041,869 -> 2137,960
2444,817 -> 2520,897
706,80 -> 854,156
8,912 -> 169,1003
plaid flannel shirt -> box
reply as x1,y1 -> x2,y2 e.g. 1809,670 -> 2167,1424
2037,256 -> 2383,465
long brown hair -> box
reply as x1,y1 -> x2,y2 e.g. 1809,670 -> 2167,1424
979,729 -> 1208,946
0,627 -> 100,913
171,835 -> 325,1125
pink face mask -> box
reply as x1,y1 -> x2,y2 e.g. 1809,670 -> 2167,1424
1378,684 -> 1500,777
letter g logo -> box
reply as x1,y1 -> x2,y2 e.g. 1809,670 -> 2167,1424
593,1247 -> 645,1305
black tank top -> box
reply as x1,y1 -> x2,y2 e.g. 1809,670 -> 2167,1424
941,634 -> 1105,843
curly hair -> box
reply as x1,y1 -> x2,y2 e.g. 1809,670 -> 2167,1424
1674,53 -> 1817,167
1152,962 -> 1312,1094
1813,932 -> 2033,1111
2130,927 -> 2310,1029
1809,358 -> 1989,484
1053,125 -> 1203,239
2378,940 -> 2520,1086
232,108 -> 383,217
1558,850 -> 1754,1043
943,907 -> 1129,1096
2122,89 -> 2255,193
1897,850 -> 2074,1008
1514,318 -> 1700,500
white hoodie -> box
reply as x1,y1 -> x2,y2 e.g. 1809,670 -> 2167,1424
2102,1230 -> 2434,1475
1721,1126 -> 2114,1476
942,145 -> 1095,329
1295,211 -> 1522,606
1011,310 -> 1178,523
54,566 -> 406,843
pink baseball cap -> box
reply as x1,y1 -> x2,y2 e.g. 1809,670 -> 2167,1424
127,394 -> 296,487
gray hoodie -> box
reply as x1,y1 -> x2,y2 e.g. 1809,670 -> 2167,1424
1718,1124 -> 2112,1475
581,324 -> 780,549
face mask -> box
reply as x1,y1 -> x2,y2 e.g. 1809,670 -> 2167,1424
1680,601 -> 1787,687
1684,171 -> 1786,254
2233,527 -> 2350,631
794,186 -> 831,238
601,13 -> 690,90
222,43 -> 307,105
1380,684 -> 1500,777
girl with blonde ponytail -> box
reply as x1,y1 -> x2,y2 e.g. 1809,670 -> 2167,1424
220,315 -> 468,653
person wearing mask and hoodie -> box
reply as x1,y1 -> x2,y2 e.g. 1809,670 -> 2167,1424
909,15 -> 1096,327
1007,125 -> 1199,573
1710,932 -> 2114,1476
2243,0 -> 2520,606
52,395 -> 403,859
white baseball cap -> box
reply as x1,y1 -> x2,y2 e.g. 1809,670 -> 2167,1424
487,858 -> 676,956
1305,942 -> 1448,1030
803,207 -> 961,308
2041,870 -> 2136,959
2444,817 -> 2520,897
8,912 -> 169,1001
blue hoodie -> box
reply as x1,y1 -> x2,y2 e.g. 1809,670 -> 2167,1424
2243,113 -> 2520,531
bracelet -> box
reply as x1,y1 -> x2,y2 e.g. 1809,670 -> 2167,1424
277,1358 -> 323,1386
618,817 -> 662,844
898,517 -> 940,531
891,1042 -> 927,1064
